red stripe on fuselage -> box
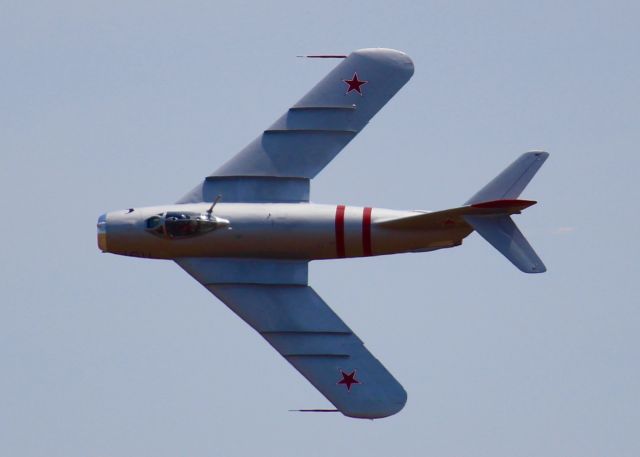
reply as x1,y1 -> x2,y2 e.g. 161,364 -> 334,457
362,207 -> 372,256
335,205 -> 346,258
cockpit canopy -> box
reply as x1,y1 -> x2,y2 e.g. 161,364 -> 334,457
145,211 -> 220,239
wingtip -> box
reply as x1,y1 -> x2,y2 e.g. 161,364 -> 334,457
340,384 -> 407,419
523,263 -> 547,274
526,150 -> 550,159
351,48 -> 415,75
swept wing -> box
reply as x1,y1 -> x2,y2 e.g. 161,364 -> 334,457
177,258 -> 407,419
176,49 -> 414,418
178,48 -> 414,204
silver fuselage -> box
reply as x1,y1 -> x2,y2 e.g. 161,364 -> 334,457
98,203 -> 472,260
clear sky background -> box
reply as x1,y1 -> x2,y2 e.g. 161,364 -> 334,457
2,1 -> 639,456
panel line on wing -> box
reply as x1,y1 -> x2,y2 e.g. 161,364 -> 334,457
284,354 -> 351,359
263,129 -> 357,134
179,176 -> 310,204
261,330 -> 353,336
202,282 -> 296,287
289,105 -> 356,111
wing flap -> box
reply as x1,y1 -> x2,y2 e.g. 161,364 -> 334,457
177,257 -> 308,286
209,284 -> 350,334
219,129 -> 356,179
178,176 -> 309,205
265,332 -> 353,357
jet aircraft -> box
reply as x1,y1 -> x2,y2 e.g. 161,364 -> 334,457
97,48 -> 549,419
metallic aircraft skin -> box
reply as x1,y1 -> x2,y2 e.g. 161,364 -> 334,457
99,203 -> 471,260
98,48 -> 549,419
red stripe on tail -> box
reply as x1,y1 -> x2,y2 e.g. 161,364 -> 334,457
470,199 -> 537,210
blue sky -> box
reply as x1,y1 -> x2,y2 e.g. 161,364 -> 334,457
1,1 -> 639,456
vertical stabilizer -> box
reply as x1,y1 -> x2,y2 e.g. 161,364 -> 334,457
465,151 -> 549,205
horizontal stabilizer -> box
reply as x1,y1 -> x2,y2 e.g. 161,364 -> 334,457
463,215 -> 546,273
466,151 -> 549,205
376,199 -> 537,230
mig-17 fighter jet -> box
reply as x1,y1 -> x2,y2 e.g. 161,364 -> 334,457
97,48 -> 548,419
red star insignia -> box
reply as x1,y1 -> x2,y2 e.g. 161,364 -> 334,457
343,73 -> 368,95
442,218 -> 456,226
337,370 -> 361,391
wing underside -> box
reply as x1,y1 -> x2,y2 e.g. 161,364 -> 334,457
178,48 -> 414,204
176,257 -> 406,419
173,48 -> 412,417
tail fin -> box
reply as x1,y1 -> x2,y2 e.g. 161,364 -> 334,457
465,151 -> 549,205
463,151 -> 549,273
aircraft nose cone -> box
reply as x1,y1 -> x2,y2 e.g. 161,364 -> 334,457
97,213 -> 108,252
